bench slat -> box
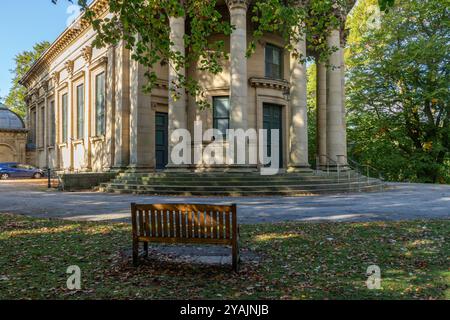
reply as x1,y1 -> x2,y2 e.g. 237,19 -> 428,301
212,211 -> 218,239
157,210 -> 163,237
181,210 -> 187,238
219,212 -> 224,239
137,236 -> 232,245
169,210 -> 174,237
175,210 -> 181,238
187,210 -> 193,238
199,210 -> 205,238
151,209 -> 156,237
144,210 -> 150,237
193,211 -> 200,238
225,211 -> 230,239
162,209 -> 168,237
139,210 -> 144,237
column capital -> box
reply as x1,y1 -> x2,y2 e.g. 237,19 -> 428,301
226,0 -> 249,11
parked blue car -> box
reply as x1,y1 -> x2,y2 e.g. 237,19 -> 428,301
0,163 -> 45,180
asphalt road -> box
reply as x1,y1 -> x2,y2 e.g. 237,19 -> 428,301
0,181 -> 449,223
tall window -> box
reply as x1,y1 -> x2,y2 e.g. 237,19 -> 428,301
76,84 -> 84,139
62,93 -> 68,143
49,100 -> 55,146
40,106 -> 45,147
265,44 -> 283,79
29,109 -> 36,146
213,96 -> 230,137
95,72 -> 106,136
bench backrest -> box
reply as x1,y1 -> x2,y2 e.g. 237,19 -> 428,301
131,203 -> 237,245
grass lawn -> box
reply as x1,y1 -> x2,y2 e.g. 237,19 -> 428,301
0,213 -> 448,300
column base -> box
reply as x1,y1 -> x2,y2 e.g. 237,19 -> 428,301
287,165 -> 312,173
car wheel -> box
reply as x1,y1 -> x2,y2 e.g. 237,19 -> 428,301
33,172 -> 43,179
0,173 -> 9,180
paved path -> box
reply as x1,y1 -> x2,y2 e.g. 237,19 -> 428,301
0,182 -> 449,223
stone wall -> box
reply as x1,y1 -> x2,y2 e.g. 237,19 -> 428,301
58,172 -> 117,191
0,130 -> 27,163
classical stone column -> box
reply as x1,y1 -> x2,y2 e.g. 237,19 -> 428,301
105,46 -> 116,170
167,15 -> 188,168
340,39 -> 348,161
82,46 -> 92,171
326,28 -> 347,165
316,59 -> 327,167
129,51 -> 153,170
289,29 -> 310,169
52,72 -> 61,170
43,81 -> 49,168
65,60 -> 74,171
227,0 -> 248,130
113,41 -> 131,169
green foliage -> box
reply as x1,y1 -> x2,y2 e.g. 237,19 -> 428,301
70,0 -> 347,108
5,41 -> 51,117
347,0 -> 450,183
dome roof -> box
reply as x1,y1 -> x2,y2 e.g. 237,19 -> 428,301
0,104 -> 25,130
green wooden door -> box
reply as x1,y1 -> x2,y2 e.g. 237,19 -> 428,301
263,103 -> 283,168
155,112 -> 168,170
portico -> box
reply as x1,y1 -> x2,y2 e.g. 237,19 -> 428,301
20,0 -> 349,176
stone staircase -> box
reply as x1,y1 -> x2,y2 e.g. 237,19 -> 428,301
98,170 -> 385,196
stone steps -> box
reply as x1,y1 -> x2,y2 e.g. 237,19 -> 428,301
99,183 -> 384,196
109,177 -> 372,186
99,170 -> 385,196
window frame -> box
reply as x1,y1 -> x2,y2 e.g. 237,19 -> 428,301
95,72 -> 106,137
39,106 -> 45,148
264,43 -> 284,80
212,96 -> 230,138
49,100 -> 56,147
61,93 -> 68,143
76,83 -> 85,140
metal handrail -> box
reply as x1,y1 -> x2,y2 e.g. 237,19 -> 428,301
341,155 -> 384,181
317,154 -> 342,183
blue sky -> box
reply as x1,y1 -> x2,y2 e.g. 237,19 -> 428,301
0,0 -> 76,99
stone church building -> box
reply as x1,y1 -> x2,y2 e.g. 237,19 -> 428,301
20,0 -> 350,177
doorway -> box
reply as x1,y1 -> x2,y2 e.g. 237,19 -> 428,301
155,112 -> 168,170
262,103 -> 283,168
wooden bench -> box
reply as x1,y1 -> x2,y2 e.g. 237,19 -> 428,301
131,203 -> 240,271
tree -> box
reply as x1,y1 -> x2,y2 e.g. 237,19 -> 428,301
347,0 -> 449,183
5,41 -> 51,117
50,0 -> 349,108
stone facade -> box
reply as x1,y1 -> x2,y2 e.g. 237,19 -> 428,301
20,0 -> 349,174
0,105 -> 27,163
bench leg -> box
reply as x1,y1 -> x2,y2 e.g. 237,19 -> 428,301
232,241 -> 239,273
132,239 -> 139,267
143,242 -> 149,258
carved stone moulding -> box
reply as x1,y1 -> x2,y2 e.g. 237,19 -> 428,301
52,71 -> 61,86
82,45 -> 93,64
65,60 -> 75,78
249,77 -> 290,92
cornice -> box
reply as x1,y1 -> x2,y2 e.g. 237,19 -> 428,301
249,77 -> 290,91
20,0 -> 109,87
